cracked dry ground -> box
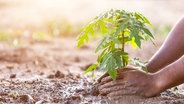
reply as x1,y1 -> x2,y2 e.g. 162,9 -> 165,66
1,37 -> 184,104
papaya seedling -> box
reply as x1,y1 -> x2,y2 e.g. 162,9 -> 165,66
77,9 -> 154,80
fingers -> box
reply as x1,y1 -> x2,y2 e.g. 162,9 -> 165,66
107,87 -> 139,97
97,72 -> 108,83
100,73 -> 124,85
99,84 -> 131,95
100,76 -> 113,85
99,80 -> 127,91
97,67 -> 136,83
117,67 -> 135,73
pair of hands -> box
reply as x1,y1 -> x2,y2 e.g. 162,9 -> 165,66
97,67 -> 161,97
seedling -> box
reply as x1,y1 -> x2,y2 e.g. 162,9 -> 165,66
77,9 -> 154,80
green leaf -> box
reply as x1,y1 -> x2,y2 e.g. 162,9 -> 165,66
135,12 -> 151,25
97,48 -> 108,63
99,52 -> 112,70
130,37 -> 137,50
113,53 -> 122,68
142,28 -> 154,39
141,66 -> 148,73
116,18 -> 127,22
130,29 -> 143,48
108,69 -> 117,80
134,35 -> 142,48
95,35 -> 110,53
84,64 -> 98,74
99,20 -> 108,34
114,22 -> 128,37
77,36 -> 84,47
131,58 -> 148,72
112,37 -> 121,44
108,56 -> 115,70
92,70 -> 95,80
77,39 -> 84,47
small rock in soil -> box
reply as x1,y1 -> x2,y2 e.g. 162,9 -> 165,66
39,72 -> 44,75
26,70 -> 31,72
73,95 -> 81,100
75,74 -> 81,78
55,70 -> 65,78
74,56 -> 81,62
47,74 -> 55,79
0,97 -> 6,102
10,74 -> 16,79
6,64 -> 14,69
19,94 -> 34,102
80,45 -> 90,49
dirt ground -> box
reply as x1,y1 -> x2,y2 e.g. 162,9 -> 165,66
0,37 -> 184,104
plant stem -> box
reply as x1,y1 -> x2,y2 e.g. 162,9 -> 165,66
122,31 -> 125,68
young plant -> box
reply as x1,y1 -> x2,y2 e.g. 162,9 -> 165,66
77,9 -> 154,80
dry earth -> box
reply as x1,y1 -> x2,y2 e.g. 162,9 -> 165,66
0,37 -> 184,104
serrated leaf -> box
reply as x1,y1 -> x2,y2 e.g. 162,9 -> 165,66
114,22 -> 128,37
77,35 -> 85,47
99,52 -> 112,70
84,64 -> 98,74
95,36 -> 110,53
130,29 -> 143,48
113,53 -> 122,68
135,12 -> 151,25
116,18 -> 127,22
99,20 -> 108,34
97,48 -> 108,63
77,39 -> 84,47
108,56 -> 115,70
112,37 -> 121,44
108,69 -> 117,80
142,28 -> 154,39
130,37 -> 137,50
90,27 -> 95,36
134,35 -> 142,48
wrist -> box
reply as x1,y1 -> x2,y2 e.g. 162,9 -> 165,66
146,63 -> 157,73
152,71 -> 167,95
143,72 -> 164,97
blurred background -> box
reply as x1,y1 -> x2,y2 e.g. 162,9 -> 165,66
0,0 -> 184,71
0,0 -> 184,42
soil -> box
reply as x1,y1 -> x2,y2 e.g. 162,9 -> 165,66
0,37 -> 184,104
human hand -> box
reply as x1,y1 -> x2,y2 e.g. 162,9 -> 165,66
97,67 -> 135,83
98,68 -> 161,97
